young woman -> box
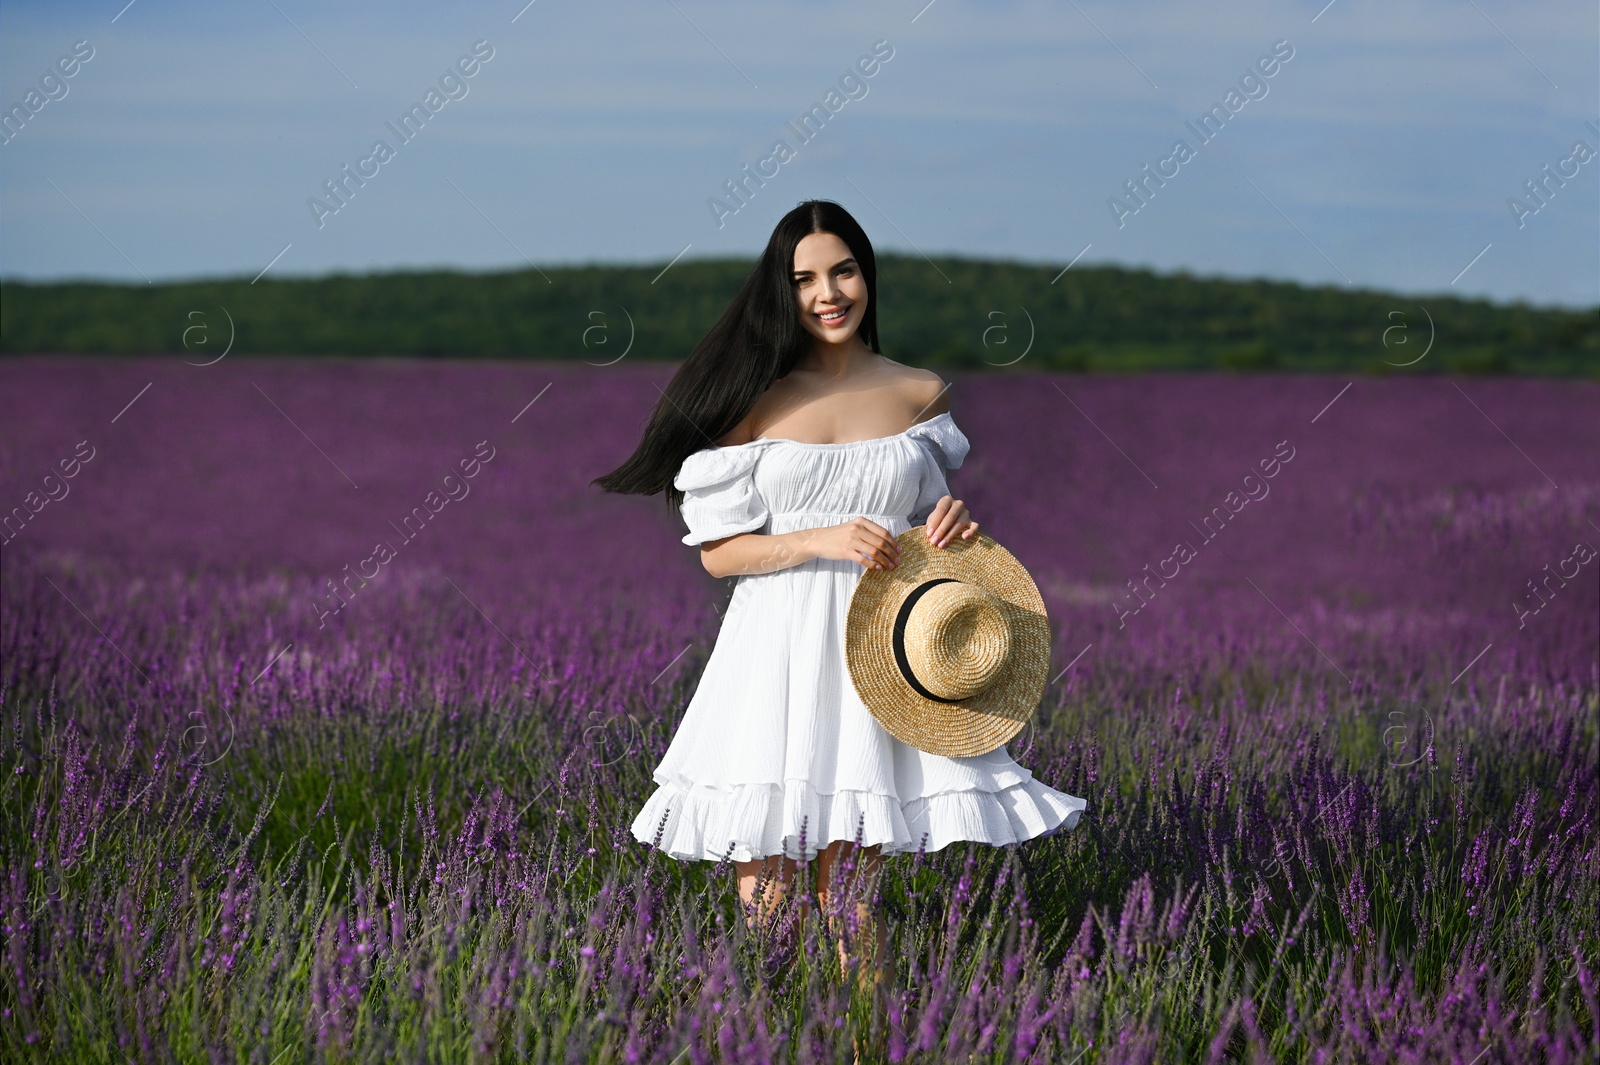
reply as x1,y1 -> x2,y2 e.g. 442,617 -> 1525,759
594,199 -> 1086,992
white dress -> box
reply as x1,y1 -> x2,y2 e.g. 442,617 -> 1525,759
629,411 -> 1088,863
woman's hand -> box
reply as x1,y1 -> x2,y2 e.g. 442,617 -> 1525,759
923,495 -> 978,549
804,518 -> 902,571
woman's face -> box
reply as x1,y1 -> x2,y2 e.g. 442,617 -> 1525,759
791,231 -> 868,347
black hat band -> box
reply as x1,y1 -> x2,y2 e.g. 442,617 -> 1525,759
891,578 -> 967,704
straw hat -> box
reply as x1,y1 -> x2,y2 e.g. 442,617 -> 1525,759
845,528 -> 1051,758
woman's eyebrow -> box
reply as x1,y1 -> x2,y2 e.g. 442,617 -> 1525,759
792,257 -> 858,278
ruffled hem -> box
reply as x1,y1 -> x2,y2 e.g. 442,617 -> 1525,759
629,776 -> 1086,863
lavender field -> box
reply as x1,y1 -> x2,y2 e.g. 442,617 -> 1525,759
1,355 -> 1596,1063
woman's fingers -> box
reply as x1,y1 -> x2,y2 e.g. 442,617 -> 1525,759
847,505 -> 983,569
852,520 -> 899,570
926,497 -> 971,548
868,529 -> 899,569
844,515 -> 993,568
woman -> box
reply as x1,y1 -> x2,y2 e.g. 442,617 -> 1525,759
594,200 -> 1086,992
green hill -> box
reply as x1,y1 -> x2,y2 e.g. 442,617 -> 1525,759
2,256 -> 1594,374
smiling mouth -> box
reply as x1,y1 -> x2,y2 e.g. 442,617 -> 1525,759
816,307 -> 850,324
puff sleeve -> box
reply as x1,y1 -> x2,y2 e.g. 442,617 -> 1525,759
675,445 -> 770,547
906,413 -> 971,526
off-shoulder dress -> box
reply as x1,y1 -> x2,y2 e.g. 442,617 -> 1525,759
629,411 -> 1087,862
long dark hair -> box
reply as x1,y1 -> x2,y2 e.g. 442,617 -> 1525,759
592,199 -> 880,510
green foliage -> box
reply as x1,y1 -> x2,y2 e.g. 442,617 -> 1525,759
4,257 -> 1595,375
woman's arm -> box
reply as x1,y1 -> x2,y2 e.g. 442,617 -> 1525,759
698,519 -> 902,579
698,531 -> 816,579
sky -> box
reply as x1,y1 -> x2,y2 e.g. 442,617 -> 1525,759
0,0 -> 1595,308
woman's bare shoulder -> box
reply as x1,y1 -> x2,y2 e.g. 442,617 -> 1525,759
713,413 -> 755,447
713,382 -> 792,446
876,357 -> 944,384
878,360 -> 950,417
715,373 -> 813,445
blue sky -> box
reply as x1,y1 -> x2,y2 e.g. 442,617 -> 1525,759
1,0 -> 1594,307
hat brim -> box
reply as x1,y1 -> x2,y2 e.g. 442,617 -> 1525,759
846,529 -> 1050,757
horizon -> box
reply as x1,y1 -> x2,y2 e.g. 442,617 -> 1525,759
3,250 -> 1593,314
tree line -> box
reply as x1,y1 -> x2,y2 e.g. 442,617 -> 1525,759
3,256 -> 1594,375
